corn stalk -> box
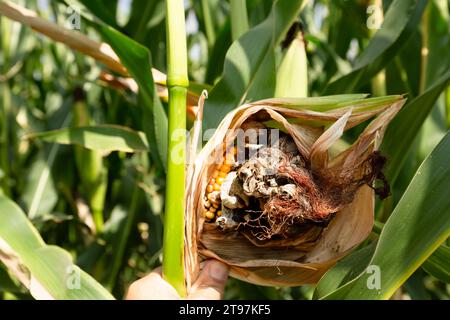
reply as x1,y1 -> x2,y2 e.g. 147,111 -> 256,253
162,0 -> 189,297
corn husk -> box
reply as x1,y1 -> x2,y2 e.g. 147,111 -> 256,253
185,96 -> 405,289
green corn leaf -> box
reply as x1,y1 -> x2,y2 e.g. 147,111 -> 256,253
324,0 -> 427,94
313,243 -> 376,299
62,0 -> 120,29
318,132 -> 450,299
382,69 -> 450,183
262,95 -> 401,112
204,18 -> 231,85
26,125 -> 149,153
124,0 -> 165,39
21,151 -> 58,220
0,195 -> 114,300
422,244 -> 450,283
100,25 -> 168,171
203,0 -> 306,130
0,265 -> 20,293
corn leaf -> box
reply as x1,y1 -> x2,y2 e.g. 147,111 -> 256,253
382,69 -> 450,183
261,95 -> 402,112
318,132 -> 450,299
422,244 -> 450,283
99,26 -> 168,171
324,0 -> 427,94
27,125 -> 148,153
64,0 -> 120,30
203,0 -> 306,130
0,195 -> 114,300
21,151 -> 58,220
0,266 -> 20,293
204,18 -> 231,84
313,243 -> 376,299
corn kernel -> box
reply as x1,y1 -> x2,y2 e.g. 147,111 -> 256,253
220,164 -> 231,173
216,177 -> 224,185
209,207 -> 217,213
206,185 -> 213,193
213,183 -> 221,191
218,171 -> 227,178
204,200 -> 211,208
205,211 -> 215,220
212,170 -> 219,178
210,178 -> 216,184
217,210 -> 222,217
212,202 -> 219,209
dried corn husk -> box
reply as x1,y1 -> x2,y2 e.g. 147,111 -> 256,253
185,95 -> 406,289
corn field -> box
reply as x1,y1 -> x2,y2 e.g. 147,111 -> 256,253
0,0 -> 449,300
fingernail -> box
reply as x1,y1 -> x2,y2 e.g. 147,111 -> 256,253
208,260 -> 229,282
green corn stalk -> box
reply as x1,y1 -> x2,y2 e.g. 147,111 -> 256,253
162,0 -> 189,297
275,28 -> 308,98
72,88 -> 107,233
230,0 -> 249,41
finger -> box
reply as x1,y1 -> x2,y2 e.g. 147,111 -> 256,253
125,267 -> 180,300
188,260 -> 229,300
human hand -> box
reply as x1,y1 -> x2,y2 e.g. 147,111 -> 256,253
125,259 -> 229,300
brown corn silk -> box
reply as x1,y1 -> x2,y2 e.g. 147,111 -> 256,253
185,96 -> 405,290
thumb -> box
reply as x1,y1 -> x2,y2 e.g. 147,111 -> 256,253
188,260 -> 229,300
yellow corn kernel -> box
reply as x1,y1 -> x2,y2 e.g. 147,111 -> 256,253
220,164 -> 231,173
206,184 -> 213,193
205,211 -> 215,220
213,183 -> 221,191
212,170 -> 219,178
217,210 -> 222,217
218,171 -> 227,178
216,177 -> 224,185
210,178 -> 216,184
209,207 -> 217,213
212,202 -> 219,209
